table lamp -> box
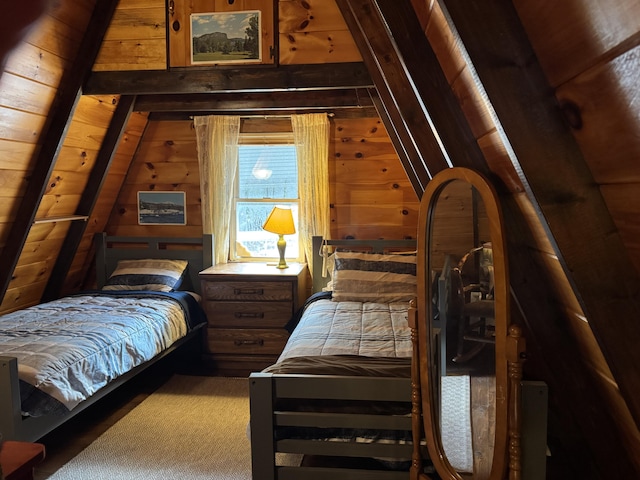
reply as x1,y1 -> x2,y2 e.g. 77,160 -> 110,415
262,206 -> 296,269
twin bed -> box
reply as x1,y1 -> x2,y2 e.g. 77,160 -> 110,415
0,233 -> 213,442
249,236 -> 423,480
0,232 -> 471,478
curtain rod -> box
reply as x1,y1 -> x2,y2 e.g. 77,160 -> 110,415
189,113 -> 335,120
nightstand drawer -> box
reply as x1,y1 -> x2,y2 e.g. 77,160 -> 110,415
203,281 -> 292,301
207,328 -> 289,355
204,301 -> 293,328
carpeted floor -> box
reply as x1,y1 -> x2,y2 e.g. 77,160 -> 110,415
43,375 -> 254,480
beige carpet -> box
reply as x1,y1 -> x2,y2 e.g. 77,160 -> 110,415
47,375 -> 253,480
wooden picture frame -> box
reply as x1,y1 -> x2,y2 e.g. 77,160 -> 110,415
190,10 -> 262,65
137,191 -> 186,225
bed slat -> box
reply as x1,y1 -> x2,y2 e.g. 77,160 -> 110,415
276,466 -> 408,480
270,374 -> 411,402
274,411 -> 412,430
276,439 -> 413,458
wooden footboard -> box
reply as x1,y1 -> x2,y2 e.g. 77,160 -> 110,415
249,372 -> 417,480
0,325 -> 203,442
0,355 -> 90,442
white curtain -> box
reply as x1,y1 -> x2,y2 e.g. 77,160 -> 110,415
291,113 -> 331,270
194,115 -> 240,265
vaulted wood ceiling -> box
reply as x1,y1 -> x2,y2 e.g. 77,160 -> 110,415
2,1 -> 639,478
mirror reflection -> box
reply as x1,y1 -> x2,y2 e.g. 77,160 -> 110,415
429,179 -> 496,479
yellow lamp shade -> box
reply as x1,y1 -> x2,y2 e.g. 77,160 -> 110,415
262,206 -> 295,268
262,206 -> 296,235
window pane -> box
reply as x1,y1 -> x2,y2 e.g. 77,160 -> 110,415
238,145 -> 298,199
235,202 -> 299,258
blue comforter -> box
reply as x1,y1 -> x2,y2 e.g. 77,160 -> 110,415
0,290 -> 205,416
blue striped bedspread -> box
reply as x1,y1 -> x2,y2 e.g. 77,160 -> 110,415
0,290 -> 205,416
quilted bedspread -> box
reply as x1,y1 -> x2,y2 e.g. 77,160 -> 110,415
0,291 -> 204,416
277,297 -> 412,362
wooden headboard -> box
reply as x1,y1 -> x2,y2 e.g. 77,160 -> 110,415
311,235 -> 417,293
94,234 -> 214,295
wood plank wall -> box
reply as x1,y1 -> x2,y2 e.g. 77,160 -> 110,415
93,0 -> 166,71
3,0 -> 639,474
512,0 -> 640,469
413,0 -> 640,474
0,0 -> 100,313
104,116 -> 418,243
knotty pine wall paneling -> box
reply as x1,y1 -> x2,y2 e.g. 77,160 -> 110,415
329,117 -> 419,240
93,0 -> 360,71
168,0 -> 275,68
279,0 -> 361,64
0,0 -> 98,314
415,0 -> 640,474
93,0 -> 167,71
0,94 -> 118,313
106,119 -> 203,239
64,109 -> 150,295
105,115 -> 418,255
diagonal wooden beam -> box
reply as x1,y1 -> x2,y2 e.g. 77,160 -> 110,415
0,1 -> 121,301
40,96 -> 136,302
336,0 -> 490,194
339,0 -> 635,476
439,0 -> 640,432
84,63 -> 374,95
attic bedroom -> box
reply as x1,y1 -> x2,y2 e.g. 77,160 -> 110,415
0,1 -> 639,479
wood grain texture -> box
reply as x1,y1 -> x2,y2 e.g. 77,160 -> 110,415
513,0 -> 640,87
168,0 -> 274,68
94,3 -> 166,71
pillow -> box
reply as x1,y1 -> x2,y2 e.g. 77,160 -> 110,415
103,258 -> 189,292
331,251 -> 417,303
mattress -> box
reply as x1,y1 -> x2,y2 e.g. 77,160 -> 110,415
0,290 -> 205,416
277,296 -> 413,363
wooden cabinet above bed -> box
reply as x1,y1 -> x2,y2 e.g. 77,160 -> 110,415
199,263 -> 308,376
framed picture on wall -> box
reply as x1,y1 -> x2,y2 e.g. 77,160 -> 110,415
138,191 -> 186,225
190,10 -> 262,65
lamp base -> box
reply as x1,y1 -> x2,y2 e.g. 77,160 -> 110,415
276,234 -> 288,269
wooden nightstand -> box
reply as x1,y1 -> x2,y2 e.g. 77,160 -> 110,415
199,262 -> 308,375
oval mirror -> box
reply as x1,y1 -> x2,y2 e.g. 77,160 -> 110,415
415,167 -> 511,480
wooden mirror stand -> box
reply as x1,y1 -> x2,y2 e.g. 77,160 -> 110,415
409,167 -> 526,480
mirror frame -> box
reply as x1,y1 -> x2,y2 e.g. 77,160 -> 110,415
416,167 -> 511,480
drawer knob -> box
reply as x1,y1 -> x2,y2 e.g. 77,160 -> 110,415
234,312 -> 265,319
233,288 -> 264,295
234,339 -> 264,346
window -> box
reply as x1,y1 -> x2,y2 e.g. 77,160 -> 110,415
230,140 -> 300,262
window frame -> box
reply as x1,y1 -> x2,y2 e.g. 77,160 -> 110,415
229,132 -> 301,263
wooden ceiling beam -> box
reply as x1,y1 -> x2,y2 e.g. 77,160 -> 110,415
339,0 -> 632,476
133,88 -> 376,114
84,63 -> 374,95
336,0 -> 489,195
40,96 -> 136,302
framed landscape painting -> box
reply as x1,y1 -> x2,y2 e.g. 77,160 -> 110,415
190,10 -> 261,65
138,191 -> 186,225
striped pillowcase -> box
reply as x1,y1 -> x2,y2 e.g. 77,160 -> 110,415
331,251 -> 417,303
103,258 -> 189,292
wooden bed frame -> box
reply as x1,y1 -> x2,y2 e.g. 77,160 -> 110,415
249,236 -> 419,480
0,233 -> 213,442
